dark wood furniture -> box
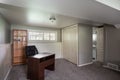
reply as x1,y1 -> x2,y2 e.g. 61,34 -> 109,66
12,29 -> 27,65
27,53 -> 55,80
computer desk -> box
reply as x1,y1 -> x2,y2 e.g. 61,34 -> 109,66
27,53 -> 55,80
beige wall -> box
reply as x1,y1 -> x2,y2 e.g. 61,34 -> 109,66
78,24 -> 92,65
0,44 -> 12,80
104,25 -> 120,63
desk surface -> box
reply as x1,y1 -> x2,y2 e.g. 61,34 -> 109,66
32,52 -> 55,59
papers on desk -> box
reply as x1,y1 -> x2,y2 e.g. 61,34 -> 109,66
33,52 -> 54,59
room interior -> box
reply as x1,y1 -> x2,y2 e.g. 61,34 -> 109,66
0,0 -> 120,80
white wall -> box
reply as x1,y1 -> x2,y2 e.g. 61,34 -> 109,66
0,15 -> 10,44
78,24 -> 92,65
0,44 -> 12,80
0,14 -> 11,80
28,42 -> 62,58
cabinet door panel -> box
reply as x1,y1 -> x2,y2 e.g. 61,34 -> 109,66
63,25 -> 78,64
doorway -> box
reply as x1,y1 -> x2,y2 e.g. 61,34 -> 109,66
92,27 -> 104,62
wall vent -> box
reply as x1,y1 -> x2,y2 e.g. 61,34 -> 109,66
104,63 -> 120,72
108,63 -> 119,70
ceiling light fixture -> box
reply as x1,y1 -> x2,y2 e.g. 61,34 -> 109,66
49,15 -> 56,23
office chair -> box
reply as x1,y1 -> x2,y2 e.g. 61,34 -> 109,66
25,45 -> 39,57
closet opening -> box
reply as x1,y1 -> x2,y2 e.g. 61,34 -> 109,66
92,26 -> 104,63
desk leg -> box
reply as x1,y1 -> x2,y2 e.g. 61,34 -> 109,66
39,66 -> 45,80
46,63 -> 55,71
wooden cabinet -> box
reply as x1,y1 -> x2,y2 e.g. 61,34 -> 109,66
12,29 -> 27,65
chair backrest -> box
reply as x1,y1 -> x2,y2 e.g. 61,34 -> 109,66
25,45 -> 39,57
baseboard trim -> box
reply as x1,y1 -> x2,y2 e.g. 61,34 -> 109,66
78,62 -> 93,67
4,66 -> 12,80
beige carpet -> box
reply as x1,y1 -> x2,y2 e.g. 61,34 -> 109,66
7,59 -> 120,80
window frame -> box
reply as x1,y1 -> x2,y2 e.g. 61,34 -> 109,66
28,30 -> 57,42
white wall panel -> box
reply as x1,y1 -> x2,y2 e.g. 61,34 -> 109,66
78,24 -> 92,65
62,25 -> 78,64
28,42 -> 62,58
0,44 -> 11,80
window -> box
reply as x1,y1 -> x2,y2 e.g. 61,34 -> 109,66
44,32 -> 49,40
28,30 -> 57,42
50,33 -> 56,40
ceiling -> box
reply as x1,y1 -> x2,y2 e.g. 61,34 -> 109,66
0,0 -> 120,28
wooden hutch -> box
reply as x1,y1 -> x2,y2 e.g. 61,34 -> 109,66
12,29 -> 27,65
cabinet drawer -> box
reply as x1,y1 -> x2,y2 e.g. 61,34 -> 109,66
13,57 -> 26,63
